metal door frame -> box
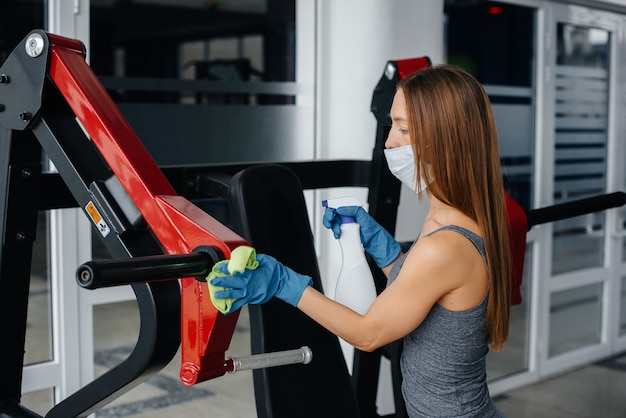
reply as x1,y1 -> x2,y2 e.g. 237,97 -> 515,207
536,2 -> 625,378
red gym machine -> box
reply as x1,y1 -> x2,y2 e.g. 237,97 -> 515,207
0,30 -> 311,418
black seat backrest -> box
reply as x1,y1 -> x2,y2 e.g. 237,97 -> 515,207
227,164 -> 360,418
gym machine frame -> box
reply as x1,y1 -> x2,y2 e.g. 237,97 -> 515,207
0,30 -> 312,418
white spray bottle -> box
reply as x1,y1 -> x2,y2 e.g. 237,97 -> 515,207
322,197 -> 377,315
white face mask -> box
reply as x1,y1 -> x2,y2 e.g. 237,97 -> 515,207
383,145 -> 430,193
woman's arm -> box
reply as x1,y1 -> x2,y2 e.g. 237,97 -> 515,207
297,236 -> 461,351
210,231 -> 482,351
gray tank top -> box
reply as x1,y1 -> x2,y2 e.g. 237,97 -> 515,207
387,225 -> 505,417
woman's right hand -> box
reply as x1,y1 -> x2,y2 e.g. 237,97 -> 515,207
211,254 -> 312,312
323,206 -> 401,268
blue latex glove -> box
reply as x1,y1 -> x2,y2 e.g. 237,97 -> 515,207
210,254 -> 313,312
323,206 -> 401,268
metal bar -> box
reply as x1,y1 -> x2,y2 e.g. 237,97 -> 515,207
76,250 -> 220,289
226,346 -> 313,373
36,160 -> 372,209
525,191 -> 626,229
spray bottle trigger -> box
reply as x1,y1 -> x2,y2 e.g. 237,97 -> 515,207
321,197 -> 363,210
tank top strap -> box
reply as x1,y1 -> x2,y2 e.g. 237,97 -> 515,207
424,225 -> 487,266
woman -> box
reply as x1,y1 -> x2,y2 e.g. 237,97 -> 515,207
211,64 -> 511,417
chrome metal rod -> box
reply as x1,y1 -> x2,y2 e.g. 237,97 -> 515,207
227,346 -> 313,373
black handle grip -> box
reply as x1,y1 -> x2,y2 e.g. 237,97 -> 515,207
526,191 -> 626,230
76,246 -> 223,289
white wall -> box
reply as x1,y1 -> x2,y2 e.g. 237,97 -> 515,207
316,0 -> 445,161
314,0 -> 445,293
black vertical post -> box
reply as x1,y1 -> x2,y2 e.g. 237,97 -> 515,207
0,128 -> 42,405
367,63 -> 404,233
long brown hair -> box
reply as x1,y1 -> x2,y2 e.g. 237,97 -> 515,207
398,64 -> 511,351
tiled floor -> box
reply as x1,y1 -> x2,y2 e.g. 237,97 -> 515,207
494,354 -> 626,417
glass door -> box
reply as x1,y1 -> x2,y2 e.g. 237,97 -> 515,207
539,4 -> 624,375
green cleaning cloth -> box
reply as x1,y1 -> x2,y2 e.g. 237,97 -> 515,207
207,245 -> 259,314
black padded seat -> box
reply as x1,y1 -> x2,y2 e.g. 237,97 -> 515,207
227,164 -> 360,418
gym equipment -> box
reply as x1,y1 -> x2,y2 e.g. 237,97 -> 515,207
1,29 -> 623,418
0,30 -> 310,418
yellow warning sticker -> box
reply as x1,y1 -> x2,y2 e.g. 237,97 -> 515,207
85,201 -> 111,237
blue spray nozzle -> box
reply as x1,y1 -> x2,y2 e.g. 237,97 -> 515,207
322,197 -> 362,224
321,197 -> 362,211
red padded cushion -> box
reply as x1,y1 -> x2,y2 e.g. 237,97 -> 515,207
505,192 -> 527,305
